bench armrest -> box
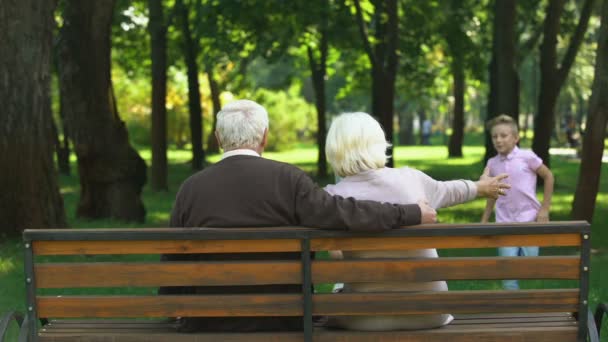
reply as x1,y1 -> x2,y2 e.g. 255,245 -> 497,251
0,310 -> 24,340
595,302 -> 608,339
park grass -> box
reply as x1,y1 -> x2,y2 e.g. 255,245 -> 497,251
1,141 -> 607,339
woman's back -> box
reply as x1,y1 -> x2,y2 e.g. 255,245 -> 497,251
324,167 -> 455,331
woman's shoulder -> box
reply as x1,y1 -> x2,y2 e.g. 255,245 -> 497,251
394,166 -> 425,178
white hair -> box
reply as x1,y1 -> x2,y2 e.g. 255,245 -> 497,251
325,112 -> 390,177
216,99 -> 269,151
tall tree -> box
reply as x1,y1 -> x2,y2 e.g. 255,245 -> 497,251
53,43 -> 72,176
177,0 -> 205,170
148,0 -> 169,190
444,0 -> 470,158
571,0 -> 608,222
484,0 -> 519,164
532,0 -> 594,167
58,0 -> 147,222
205,64 -> 222,155
306,0 -> 330,178
354,0 -> 399,167
0,0 -> 66,233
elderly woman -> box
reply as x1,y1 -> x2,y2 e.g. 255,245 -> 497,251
324,112 -> 509,331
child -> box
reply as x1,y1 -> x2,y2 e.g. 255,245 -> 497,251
481,114 -> 554,290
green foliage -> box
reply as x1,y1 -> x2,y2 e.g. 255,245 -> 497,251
247,85 -> 318,151
112,66 -> 152,147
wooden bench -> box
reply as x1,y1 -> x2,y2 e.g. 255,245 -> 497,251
1,221 -> 605,341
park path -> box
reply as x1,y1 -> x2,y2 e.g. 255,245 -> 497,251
550,147 -> 608,163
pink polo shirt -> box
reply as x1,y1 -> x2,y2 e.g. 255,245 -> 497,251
486,146 -> 542,223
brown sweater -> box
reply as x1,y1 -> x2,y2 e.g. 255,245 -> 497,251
162,155 -> 421,332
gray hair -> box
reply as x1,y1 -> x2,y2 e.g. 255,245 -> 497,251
216,99 -> 269,151
325,112 -> 390,177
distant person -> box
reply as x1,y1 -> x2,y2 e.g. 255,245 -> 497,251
422,118 -> 432,145
565,116 -> 580,148
481,114 -> 554,290
323,112 -> 510,331
161,100 -> 437,333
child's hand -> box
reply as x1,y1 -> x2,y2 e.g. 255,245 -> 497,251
536,208 -> 550,222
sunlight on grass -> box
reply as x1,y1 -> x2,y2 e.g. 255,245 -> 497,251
147,211 -> 170,225
0,258 -> 16,275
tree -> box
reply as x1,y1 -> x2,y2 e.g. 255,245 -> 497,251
532,0 -> 595,167
177,0 -> 205,170
57,0 -> 147,222
484,0 -> 519,163
353,0 -> 399,167
0,0 -> 66,233
304,0 -> 330,178
571,0 -> 608,222
444,0 -> 471,158
148,0 -> 169,190
205,64 -> 222,154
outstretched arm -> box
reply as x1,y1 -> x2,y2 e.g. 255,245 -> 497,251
536,165 -> 553,222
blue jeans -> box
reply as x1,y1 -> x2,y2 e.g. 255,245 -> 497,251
498,246 -> 539,290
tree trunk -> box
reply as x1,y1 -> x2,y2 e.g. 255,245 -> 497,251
532,0 -> 562,167
307,1 -> 329,179
398,110 -> 415,146
0,0 -> 66,234
205,65 -> 221,155
448,56 -> 465,158
484,0 -> 518,164
178,0 -> 204,170
418,108 -> 427,145
54,54 -> 72,176
532,0 -> 595,167
354,0 -> 398,167
57,0 -> 147,222
372,67 -> 396,166
56,94 -> 71,175
148,0 -> 168,191
571,0 -> 608,222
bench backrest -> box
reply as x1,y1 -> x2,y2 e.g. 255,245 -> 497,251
23,221 -> 591,341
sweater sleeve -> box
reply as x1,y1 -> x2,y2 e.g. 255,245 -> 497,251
294,172 -> 421,231
414,169 -> 477,209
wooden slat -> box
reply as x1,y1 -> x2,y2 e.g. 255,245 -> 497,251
311,233 -> 581,251
32,233 -> 581,256
32,239 -> 302,255
38,314 -> 580,341
37,324 -> 579,342
35,256 -> 580,289
37,294 -> 303,318
313,256 -> 580,283
35,261 -> 302,288
37,290 -> 579,318
313,290 -> 580,315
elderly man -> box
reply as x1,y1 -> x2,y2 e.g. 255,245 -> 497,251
163,99 -> 438,332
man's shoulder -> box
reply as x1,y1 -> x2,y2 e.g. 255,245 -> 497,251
203,156 -> 307,178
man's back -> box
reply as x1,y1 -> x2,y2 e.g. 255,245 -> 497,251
171,155 -> 305,228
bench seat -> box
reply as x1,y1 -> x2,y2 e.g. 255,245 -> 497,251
10,222 -> 598,341
39,313 -> 578,342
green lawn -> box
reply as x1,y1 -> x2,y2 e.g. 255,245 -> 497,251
1,142 -> 607,339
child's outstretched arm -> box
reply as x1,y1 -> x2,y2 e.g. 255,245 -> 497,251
481,198 -> 496,223
536,164 -> 554,222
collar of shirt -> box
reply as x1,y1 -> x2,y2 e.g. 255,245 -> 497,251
499,146 -> 520,161
222,149 -> 261,160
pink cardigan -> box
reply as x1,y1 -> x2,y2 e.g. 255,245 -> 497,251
324,167 -> 477,331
